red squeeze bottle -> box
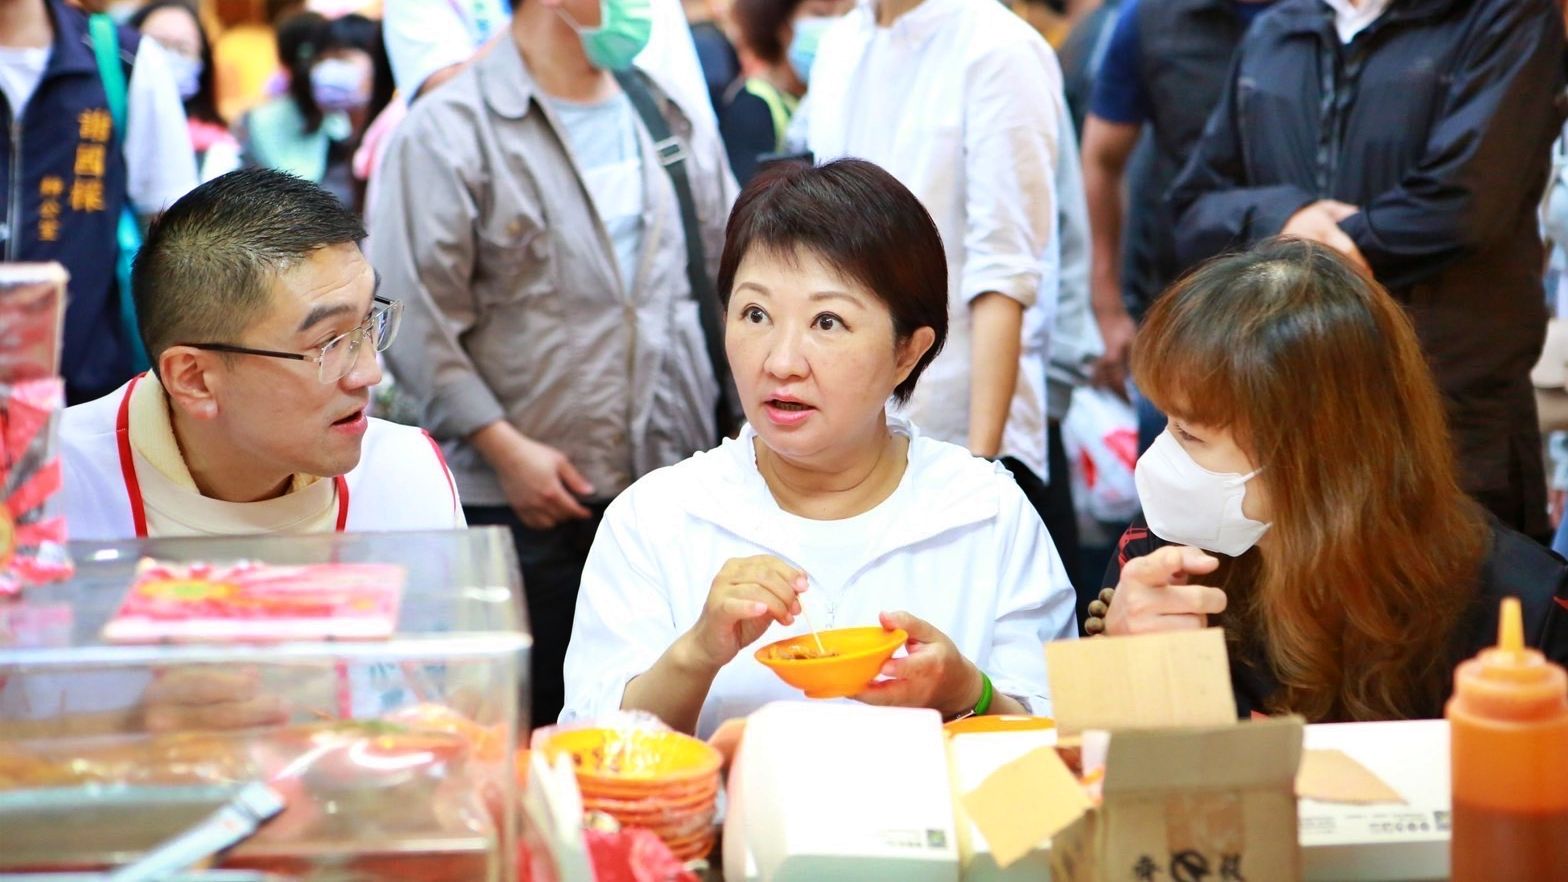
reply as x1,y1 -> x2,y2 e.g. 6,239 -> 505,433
1446,597 -> 1568,881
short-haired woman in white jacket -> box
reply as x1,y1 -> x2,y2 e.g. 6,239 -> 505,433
561,160 -> 1077,739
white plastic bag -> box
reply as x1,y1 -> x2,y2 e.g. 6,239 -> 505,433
1063,387 -> 1141,525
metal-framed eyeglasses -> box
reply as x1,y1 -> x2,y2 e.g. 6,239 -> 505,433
180,296 -> 403,384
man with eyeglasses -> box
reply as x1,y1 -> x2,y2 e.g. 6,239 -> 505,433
59,168 -> 464,540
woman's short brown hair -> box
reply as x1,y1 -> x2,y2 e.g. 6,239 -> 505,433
716,159 -> 949,404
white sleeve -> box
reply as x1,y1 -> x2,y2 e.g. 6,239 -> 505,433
382,0 -> 479,97
985,480 -> 1078,715
959,36 -> 1062,309
125,39 -> 197,213
636,0 -> 719,134
559,491 -> 683,725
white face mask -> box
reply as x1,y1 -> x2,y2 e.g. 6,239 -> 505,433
165,52 -> 203,102
1134,430 -> 1271,557
310,58 -> 370,112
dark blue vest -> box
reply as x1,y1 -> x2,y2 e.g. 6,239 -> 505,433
1135,0 -> 1261,293
0,0 -> 136,401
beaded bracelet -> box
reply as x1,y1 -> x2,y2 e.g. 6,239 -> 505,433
1083,587 -> 1116,636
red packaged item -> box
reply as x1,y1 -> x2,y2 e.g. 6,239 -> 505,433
0,263 -> 71,595
103,559 -> 406,643
0,377 -> 71,594
585,826 -> 699,882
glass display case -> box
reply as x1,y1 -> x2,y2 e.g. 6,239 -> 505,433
0,527 -> 530,882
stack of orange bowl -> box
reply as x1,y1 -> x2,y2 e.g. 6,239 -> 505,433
538,726 -> 722,863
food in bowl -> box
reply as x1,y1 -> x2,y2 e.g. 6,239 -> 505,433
755,626 -> 907,699
771,644 -> 841,661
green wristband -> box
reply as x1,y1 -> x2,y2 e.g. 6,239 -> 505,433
973,671 -> 994,716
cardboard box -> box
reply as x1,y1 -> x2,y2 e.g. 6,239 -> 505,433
949,720 -> 1439,882
1044,628 -> 1238,737
960,629 -> 1304,881
1050,717 -> 1305,882
954,628 -> 1440,882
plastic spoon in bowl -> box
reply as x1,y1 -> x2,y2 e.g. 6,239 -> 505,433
800,582 -> 828,658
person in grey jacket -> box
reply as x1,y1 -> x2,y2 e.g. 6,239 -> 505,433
368,0 -> 737,728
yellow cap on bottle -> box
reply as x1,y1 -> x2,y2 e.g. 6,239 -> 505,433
1498,597 -> 1524,654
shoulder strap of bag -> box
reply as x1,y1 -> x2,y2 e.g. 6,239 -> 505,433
87,13 -> 152,374
613,68 -> 740,439
87,14 -> 129,136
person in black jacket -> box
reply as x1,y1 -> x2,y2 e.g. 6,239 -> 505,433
1094,240 -> 1568,722
1169,0 -> 1567,541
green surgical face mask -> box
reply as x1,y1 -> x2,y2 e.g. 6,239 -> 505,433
557,0 -> 654,72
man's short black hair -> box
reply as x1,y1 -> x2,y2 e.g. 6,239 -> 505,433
717,159 -> 949,404
132,168 -> 366,372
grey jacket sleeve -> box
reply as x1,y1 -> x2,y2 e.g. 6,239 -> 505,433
368,118 -> 506,441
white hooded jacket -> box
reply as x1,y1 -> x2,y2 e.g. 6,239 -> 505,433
561,417 -> 1077,739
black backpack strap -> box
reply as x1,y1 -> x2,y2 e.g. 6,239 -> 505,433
613,69 -> 741,440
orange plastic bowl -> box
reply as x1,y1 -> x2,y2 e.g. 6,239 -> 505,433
755,627 -> 908,699
539,727 -> 722,789
578,774 -> 719,802
581,785 -> 718,816
943,715 -> 1056,736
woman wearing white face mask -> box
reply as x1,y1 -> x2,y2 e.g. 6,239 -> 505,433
130,0 -> 241,183
1097,238 -> 1568,723
236,12 -> 392,212
560,160 -> 1077,738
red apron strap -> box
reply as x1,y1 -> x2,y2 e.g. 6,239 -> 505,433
334,475 -> 350,532
115,374 -> 149,539
421,430 -> 459,516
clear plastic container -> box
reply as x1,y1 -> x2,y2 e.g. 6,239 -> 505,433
0,528 -> 531,881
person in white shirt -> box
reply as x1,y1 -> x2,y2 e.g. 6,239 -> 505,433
561,160 -> 1077,739
800,0 -> 1064,515
40,168 -> 464,737
61,168 -> 464,542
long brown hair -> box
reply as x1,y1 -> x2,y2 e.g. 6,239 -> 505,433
1132,239 -> 1489,721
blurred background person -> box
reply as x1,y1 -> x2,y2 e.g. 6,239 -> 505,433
212,0 -> 302,120
1051,0 -> 1117,135
2,0 -> 196,403
380,0 -> 509,101
370,0 -> 737,728
802,0 -> 1066,524
131,0 -> 241,182
370,0 -> 715,214
716,0 -> 842,184
1172,0 -> 1567,541
684,0 -> 736,112
382,0 -> 712,116
236,11 -> 391,211
1043,96 -> 1101,619
1080,0 -> 1273,442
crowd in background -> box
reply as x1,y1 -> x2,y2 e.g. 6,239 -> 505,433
8,0 -> 1568,726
